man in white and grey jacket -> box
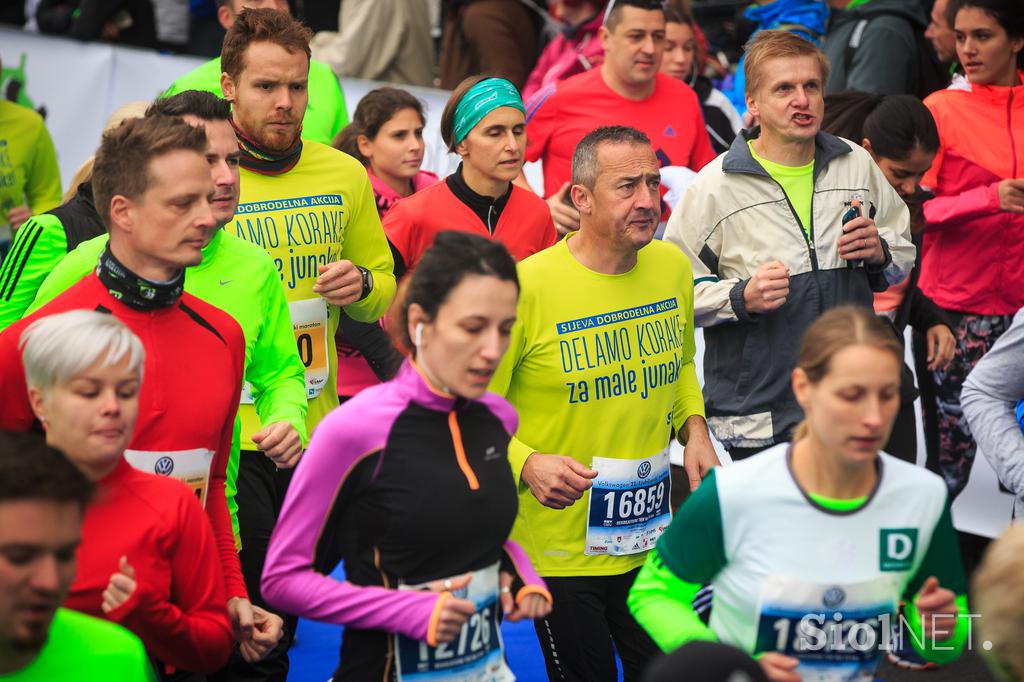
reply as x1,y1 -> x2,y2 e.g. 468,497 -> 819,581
665,30 -> 915,459
962,308 -> 1024,520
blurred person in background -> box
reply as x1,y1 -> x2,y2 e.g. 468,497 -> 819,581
522,0 -> 606,101
0,57 -> 61,263
0,101 -> 149,330
660,6 -> 742,155
439,0 -> 547,91
310,0 -> 433,87
824,0 -> 947,97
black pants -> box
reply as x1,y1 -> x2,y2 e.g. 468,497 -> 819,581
220,451 -> 298,682
534,567 -> 659,682
159,454 -> 298,682
884,396 -> 918,464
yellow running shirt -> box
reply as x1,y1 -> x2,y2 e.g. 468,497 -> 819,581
490,235 -> 705,577
228,141 -> 396,444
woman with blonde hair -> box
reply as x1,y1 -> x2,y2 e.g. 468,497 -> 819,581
630,306 -> 968,682
21,309 -> 233,673
0,100 -> 148,330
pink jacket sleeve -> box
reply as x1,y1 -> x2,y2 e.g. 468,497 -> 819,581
260,391 -> 448,644
923,182 -> 1002,231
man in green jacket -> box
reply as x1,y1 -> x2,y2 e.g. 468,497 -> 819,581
164,0 -> 348,146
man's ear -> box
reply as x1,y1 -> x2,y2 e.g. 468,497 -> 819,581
220,72 -> 236,102
108,195 -> 134,235
570,184 -> 592,215
217,4 -> 234,31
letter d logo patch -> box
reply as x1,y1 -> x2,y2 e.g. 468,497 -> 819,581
879,529 -> 918,571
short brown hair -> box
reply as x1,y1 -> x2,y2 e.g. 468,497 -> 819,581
743,30 -> 830,96
92,115 -> 208,227
221,8 -> 312,82
792,306 -> 902,441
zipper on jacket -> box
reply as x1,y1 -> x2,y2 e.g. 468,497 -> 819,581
486,204 -> 496,235
1009,89 -> 1017,178
448,411 -> 480,490
765,175 -> 825,313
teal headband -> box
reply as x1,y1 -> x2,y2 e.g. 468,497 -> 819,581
451,78 -> 526,146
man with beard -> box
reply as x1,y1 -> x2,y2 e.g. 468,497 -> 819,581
0,432 -> 154,680
214,9 -> 396,679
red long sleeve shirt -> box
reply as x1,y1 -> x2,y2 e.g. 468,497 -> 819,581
65,458 -> 233,672
0,274 -> 247,600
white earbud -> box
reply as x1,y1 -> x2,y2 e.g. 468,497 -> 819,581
414,322 -> 424,349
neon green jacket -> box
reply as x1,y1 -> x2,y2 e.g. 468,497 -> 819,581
163,57 -> 349,146
30,229 -> 308,541
0,213 -> 68,330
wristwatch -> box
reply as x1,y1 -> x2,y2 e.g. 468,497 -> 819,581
356,265 -> 373,301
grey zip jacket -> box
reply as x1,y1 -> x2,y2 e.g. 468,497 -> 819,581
665,129 -> 914,449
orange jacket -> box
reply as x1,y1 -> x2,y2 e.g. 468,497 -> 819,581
920,74 -> 1024,315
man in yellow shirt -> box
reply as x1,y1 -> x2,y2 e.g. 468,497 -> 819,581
215,9 -> 396,680
491,125 -> 717,681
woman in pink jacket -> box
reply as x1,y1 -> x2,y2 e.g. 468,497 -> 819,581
919,0 -> 1024,500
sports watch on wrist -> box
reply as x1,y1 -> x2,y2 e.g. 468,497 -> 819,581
356,265 -> 373,301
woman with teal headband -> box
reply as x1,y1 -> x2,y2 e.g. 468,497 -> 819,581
382,76 -> 556,278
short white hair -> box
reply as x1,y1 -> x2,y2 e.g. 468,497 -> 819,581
20,310 -> 145,391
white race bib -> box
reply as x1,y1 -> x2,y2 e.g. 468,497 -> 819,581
754,576 -> 898,682
123,448 -> 215,507
585,449 -> 671,556
394,562 -> 514,682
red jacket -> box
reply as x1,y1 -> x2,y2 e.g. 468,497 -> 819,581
920,74 -> 1024,315
65,458 -> 233,672
0,275 -> 248,600
383,179 -> 556,272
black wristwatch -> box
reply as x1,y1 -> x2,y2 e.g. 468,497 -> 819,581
356,265 -> 373,301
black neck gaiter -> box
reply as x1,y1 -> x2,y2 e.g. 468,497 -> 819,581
96,245 -> 184,310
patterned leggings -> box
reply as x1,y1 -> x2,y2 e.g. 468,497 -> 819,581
930,312 -> 1014,500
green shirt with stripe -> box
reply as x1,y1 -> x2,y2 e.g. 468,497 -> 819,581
628,446 -> 969,668
0,214 -> 68,330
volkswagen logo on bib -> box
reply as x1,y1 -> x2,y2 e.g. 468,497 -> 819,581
822,586 -> 846,609
154,456 -> 175,476
637,461 -> 652,479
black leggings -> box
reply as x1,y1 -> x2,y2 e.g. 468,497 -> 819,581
534,567 -> 659,682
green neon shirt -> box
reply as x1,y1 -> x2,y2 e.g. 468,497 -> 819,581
629,455 -> 969,666
749,140 -> 814,237
29,229 -> 310,543
0,213 -> 68,331
163,57 -> 349,146
489,235 -> 705,578
807,492 -> 868,512
0,100 -> 62,237
3,609 -> 156,681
